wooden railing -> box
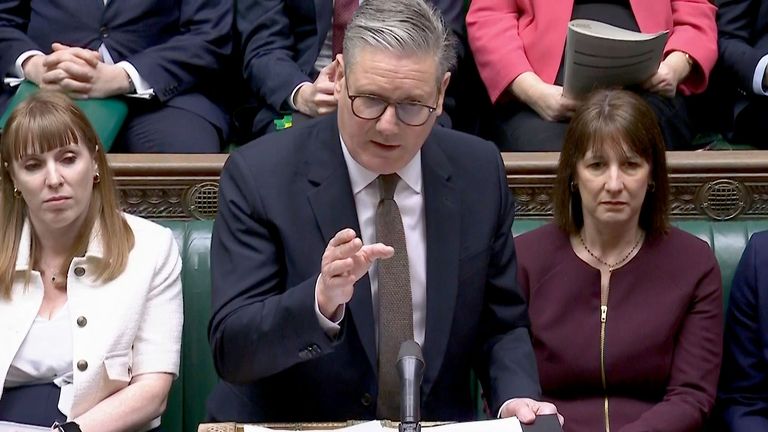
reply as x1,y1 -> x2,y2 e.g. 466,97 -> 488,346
110,151 -> 768,220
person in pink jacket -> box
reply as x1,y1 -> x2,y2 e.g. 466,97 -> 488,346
467,0 -> 717,151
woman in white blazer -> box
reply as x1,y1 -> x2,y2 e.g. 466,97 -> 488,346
0,91 -> 182,432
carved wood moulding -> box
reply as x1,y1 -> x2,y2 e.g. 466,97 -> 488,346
503,151 -> 768,220
109,151 -> 768,221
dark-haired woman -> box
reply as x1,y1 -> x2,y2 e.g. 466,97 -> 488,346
515,89 -> 722,432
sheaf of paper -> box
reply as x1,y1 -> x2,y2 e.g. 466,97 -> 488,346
0,421 -> 50,432
243,418 -> 521,432
423,417 -> 521,432
244,420 -> 385,432
563,19 -> 669,98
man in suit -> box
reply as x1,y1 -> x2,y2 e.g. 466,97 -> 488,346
236,0 -> 464,138
208,0 -> 558,423
0,0 -> 232,152
718,231 -> 768,430
716,0 -> 768,148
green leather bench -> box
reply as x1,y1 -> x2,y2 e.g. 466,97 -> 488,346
156,217 -> 768,431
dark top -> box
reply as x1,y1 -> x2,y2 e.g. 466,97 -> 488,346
516,224 -> 723,432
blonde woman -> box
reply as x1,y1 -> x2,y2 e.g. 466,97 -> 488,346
0,91 -> 182,432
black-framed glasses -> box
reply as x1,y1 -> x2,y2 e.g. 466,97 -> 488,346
346,85 -> 437,126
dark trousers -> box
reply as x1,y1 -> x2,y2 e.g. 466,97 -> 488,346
734,99 -> 768,149
0,383 -> 66,426
491,91 -> 696,151
0,383 -> 162,431
113,101 -> 222,153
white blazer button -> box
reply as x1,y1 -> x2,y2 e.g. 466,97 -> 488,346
74,267 -> 86,277
76,316 -> 87,327
77,360 -> 88,371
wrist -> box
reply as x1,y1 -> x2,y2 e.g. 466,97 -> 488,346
121,68 -> 136,94
668,51 -> 692,82
22,55 -> 44,85
510,72 -> 541,105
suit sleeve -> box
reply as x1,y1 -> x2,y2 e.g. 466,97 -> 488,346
475,151 -> 541,414
621,246 -> 723,432
124,0 -> 232,103
208,150 -> 336,383
237,0 -> 314,112
466,0 -> 534,103
716,0 -> 768,93
718,234 -> 768,431
665,0 -> 718,95
0,0 -> 39,77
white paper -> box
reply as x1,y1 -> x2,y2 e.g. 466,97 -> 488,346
244,420 -> 385,432
243,418 -> 521,432
563,19 -> 669,98
425,418 -> 521,432
0,422 -> 50,432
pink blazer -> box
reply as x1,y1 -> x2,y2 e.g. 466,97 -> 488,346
467,0 -> 718,103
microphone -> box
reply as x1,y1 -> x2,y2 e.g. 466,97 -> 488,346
397,340 -> 424,432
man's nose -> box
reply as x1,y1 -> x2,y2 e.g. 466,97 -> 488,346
376,104 -> 399,134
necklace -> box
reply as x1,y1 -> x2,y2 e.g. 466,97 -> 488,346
579,231 -> 644,272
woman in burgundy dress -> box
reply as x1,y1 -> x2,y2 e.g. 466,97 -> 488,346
515,89 -> 722,432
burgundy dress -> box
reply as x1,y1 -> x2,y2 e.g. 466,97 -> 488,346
515,224 -> 723,432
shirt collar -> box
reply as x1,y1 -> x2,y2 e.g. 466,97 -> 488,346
339,135 -> 422,195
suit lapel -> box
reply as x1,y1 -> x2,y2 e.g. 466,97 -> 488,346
305,116 -> 377,372
420,135 -> 460,396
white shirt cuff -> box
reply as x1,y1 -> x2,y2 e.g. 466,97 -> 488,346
497,399 -> 515,418
288,81 -> 312,110
14,50 -> 45,79
314,276 -> 344,338
752,54 -> 768,96
116,61 -> 154,99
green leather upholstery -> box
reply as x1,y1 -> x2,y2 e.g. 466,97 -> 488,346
155,217 -> 768,430
157,220 -> 216,432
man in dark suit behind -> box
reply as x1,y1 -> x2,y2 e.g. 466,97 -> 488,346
716,0 -> 768,147
208,0 -> 559,424
718,231 -> 768,430
235,0 -> 464,138
0,0 -> 232,153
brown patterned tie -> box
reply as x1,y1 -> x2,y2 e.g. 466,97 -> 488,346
332,0 -> 358,58
375,174 -> 414,420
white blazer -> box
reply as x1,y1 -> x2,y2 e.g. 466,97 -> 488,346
0,213 -> 183,430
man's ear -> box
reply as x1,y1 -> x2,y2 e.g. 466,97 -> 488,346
334,54 -> 346,97
434,71 -> 451,116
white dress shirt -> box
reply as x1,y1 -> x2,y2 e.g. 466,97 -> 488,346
753,54 -> 768,95
315,138 -> 427,348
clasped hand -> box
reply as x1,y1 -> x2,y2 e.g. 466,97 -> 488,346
23,43 -> 132,98
316,228 -> 394,320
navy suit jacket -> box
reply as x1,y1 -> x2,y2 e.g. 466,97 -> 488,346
206,114 -> 540,422
236,0 -> 465,135
718,231 -> 768,430
716,0 -> 768,121
0,0 -> 233,132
